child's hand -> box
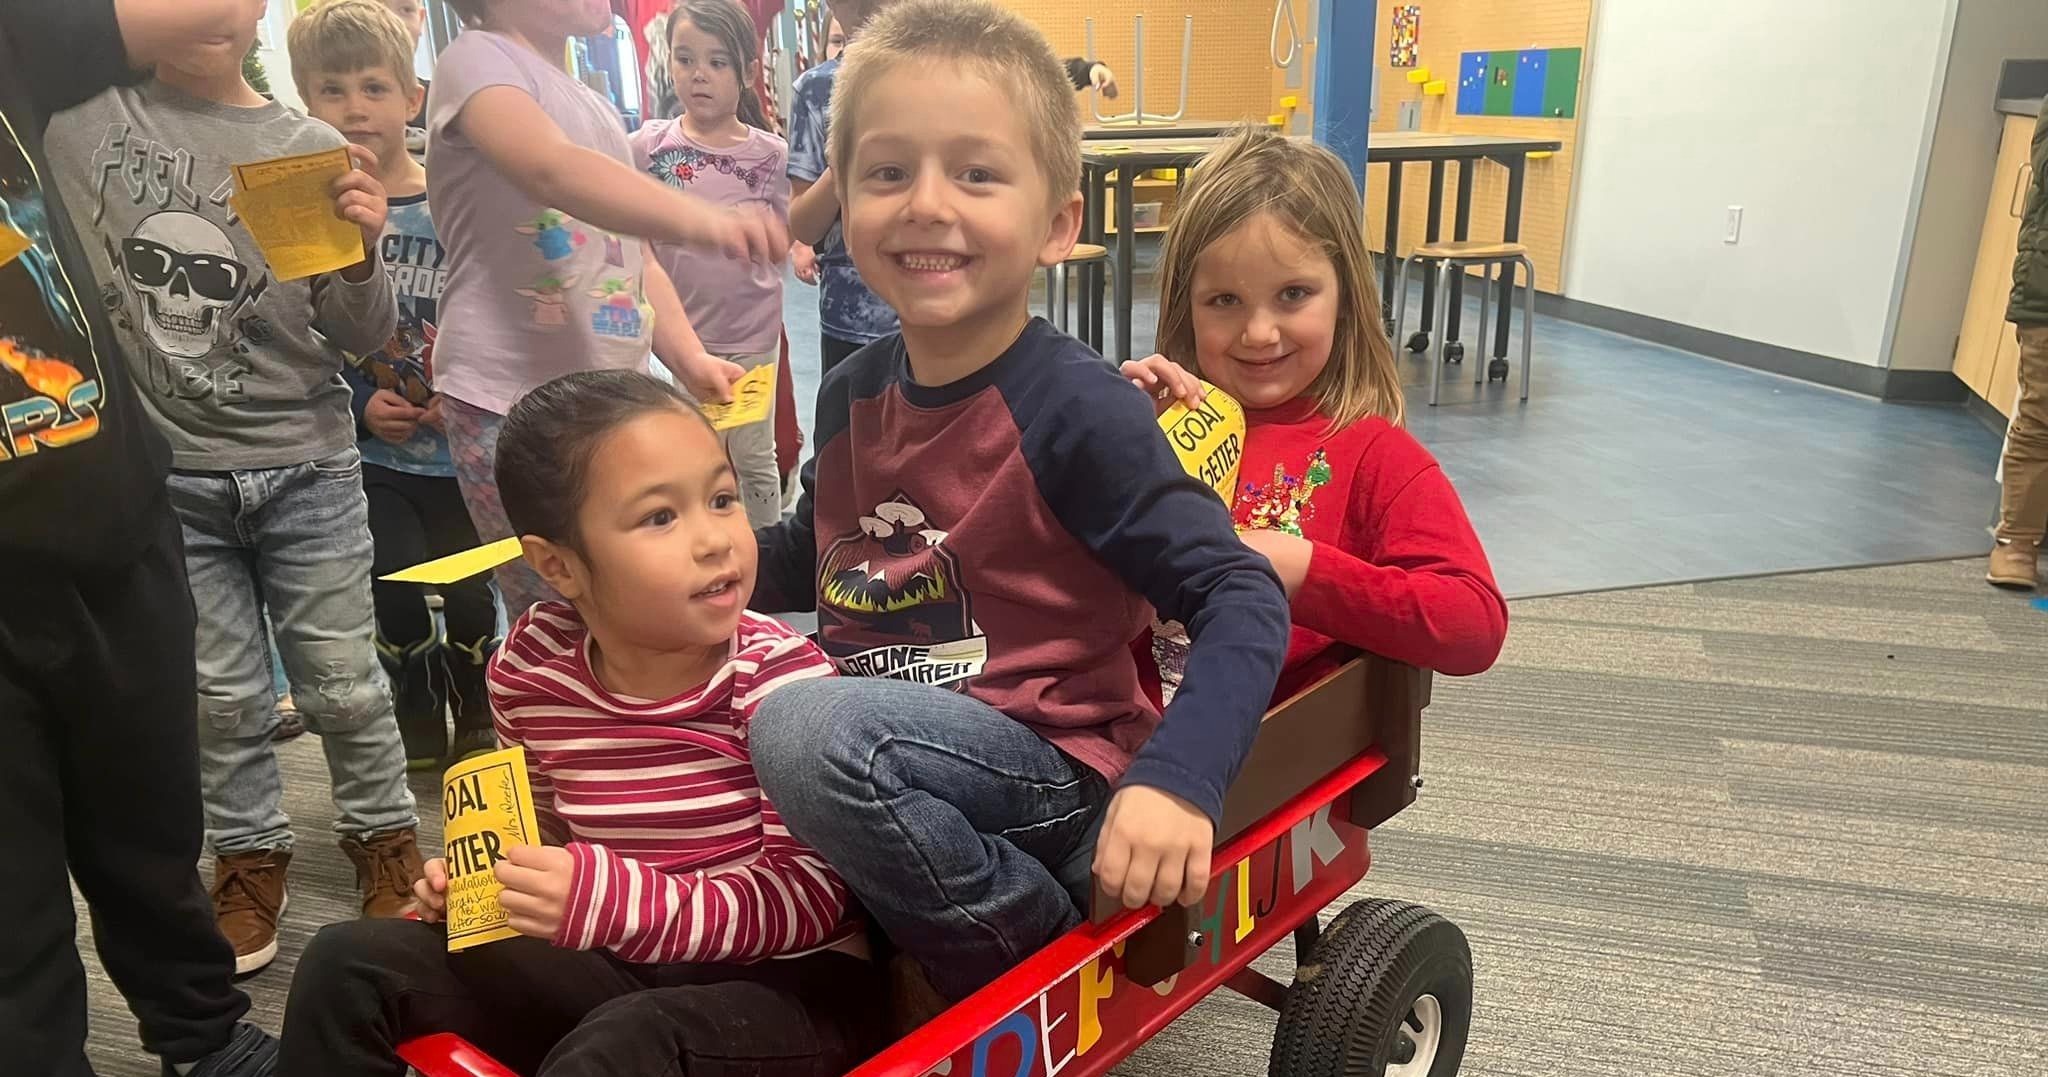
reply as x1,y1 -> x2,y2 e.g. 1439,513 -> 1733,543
412,857 -> 449,922
792,242 -> 819,285
364,389 -> 423,445
701,203 -> 789,266
419,394 -> 445,433
1120,354 -> 1204,416
333,144 -> 389,274
1240,528 -> 1312,598
1093,785 -> 1214,909
679,352 -> 746,405
495,844 -> 576,942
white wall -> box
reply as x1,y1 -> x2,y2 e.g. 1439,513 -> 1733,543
1563,0 -> 1953,367
1886,0 -> 2048,371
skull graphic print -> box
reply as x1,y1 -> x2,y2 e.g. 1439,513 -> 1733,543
118,210 -> 246,359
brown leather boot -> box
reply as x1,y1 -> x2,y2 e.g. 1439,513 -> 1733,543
211,848 -> 289,975
340,828 -> 425,918
1987,539 -> 2041,590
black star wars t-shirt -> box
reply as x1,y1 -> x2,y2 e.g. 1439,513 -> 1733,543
0,0 -> 171,570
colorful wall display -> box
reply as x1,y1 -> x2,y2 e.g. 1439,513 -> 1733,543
1389,6 -> 1422,69
1457,47 -> 1582,118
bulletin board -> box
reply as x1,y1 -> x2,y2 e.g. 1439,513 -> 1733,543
1001,0 -> 1281,129
1366,0 -> 1592,297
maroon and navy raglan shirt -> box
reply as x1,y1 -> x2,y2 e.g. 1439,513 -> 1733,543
754,318 -> 1290,823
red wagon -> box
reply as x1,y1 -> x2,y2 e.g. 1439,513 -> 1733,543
397,656 -> 1472,1077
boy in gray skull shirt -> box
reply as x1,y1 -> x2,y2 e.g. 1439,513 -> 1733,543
45,0 -> 421,977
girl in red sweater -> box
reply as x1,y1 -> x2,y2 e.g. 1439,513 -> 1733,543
1125,128 -> 1507,704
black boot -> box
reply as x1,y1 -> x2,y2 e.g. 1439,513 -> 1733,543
445,634 -> 502,761
377,635 -> 446,769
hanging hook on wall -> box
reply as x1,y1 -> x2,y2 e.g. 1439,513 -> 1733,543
1271,0 -> 1303,70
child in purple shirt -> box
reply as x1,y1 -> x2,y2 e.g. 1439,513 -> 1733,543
632,0 -> 791,528
425,0 -> 786,614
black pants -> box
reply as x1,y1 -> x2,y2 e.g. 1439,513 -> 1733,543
365,464 -> 495,665
0,500 -> 250,1075
820,333 -> 866,377
280,918 -> 882,1077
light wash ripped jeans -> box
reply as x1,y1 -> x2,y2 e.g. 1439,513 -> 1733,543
167,445 -> 418,855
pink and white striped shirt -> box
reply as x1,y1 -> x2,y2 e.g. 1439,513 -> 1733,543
487,602 -> 855,965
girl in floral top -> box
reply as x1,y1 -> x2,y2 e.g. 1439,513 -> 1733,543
632,0 -> 791,529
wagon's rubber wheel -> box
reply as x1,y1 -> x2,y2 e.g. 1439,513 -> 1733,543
1268,899 -> 1472,1077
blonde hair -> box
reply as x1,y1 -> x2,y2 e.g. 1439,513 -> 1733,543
828,0 -> 1081,206
288,0 -> 421,98
1155,127 -> 1404,430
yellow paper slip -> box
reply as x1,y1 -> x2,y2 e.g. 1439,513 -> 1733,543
1157,381 -> 1245,505
698,361 -> 776,430
442,746 -> 543,952
382,536 -> 523,584
230,147 -> 364,281
0,223 -> 32,268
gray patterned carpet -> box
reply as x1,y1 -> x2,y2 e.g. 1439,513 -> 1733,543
80,559 -> 2048,1076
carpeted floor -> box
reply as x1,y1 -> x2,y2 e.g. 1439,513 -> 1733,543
79,559 -> 2048,1075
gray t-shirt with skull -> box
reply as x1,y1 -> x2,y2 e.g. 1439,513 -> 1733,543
46,80 -> 396,471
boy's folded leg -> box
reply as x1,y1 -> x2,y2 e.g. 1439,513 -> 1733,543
536,953 -> 885,1077
751,678 -> 1109,1001
280,919 -> 649,1077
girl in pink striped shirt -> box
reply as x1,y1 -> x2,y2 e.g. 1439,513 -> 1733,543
280,370 -> 880,1077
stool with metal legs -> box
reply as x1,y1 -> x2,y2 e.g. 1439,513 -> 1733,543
1044,242 -> 1109,335
1392,240 -> 1537,406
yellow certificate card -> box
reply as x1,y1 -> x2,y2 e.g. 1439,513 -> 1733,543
230,147 -> 364,281
0,223 -> 32,268
442,746 -> 543,952
381,537 -> 524,584
698,361 -> 776,431
1157,381 -> 1245,504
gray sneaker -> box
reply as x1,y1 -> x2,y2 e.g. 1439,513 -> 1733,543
163,1022 -> 277,1077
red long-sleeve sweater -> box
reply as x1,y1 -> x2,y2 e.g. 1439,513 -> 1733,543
1147,398 -> 1507,705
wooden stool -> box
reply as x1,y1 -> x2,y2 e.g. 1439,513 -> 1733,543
1045,243 -> 1108,334
1392,240 -> 1536,406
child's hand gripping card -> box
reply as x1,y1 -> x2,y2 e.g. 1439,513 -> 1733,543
697,361 -> 776,431
229,147 -> 365,281
441,746 -> 543,952
1157,381 -> 1246,504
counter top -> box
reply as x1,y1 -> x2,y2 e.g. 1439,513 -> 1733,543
1999,96 -> 2043,118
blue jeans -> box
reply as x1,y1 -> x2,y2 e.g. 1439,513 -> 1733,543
750,678 -> 1108,1001
168,446 -> 418,855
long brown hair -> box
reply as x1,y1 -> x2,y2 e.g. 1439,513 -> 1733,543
1154,127 -> 1404,429
668,0 -> 768,131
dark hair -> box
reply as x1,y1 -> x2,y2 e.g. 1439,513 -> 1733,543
669,0 -> 769,131
495,370 -> 707,551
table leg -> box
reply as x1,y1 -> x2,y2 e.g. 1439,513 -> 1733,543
1414,161 -> 1445,351
1495,156 -> 1528,360
1446,158 -> 1476,351
1115,168 -> 1136,362
1381,161 -> 1404,333
1081,166 -> 1106,349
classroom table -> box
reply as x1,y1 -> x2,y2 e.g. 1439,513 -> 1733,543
1083,121 -> 1237,141
1075,131 -> 1562,363
1367,132 -> 1562,364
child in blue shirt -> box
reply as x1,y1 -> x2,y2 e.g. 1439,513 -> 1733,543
295,0 -> 499,769
787,0 -> 900,373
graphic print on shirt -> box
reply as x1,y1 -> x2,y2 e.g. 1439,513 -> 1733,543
645,144 -> 775,195
517,209 -> 584,261
352,202 -> 445,419
82,123 -> 265,404
587,275 -> 645,339
816,493 -> 988,688
1237,447 -> 1331,537
0,113 -> 104,462
515,272 -> 577,331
